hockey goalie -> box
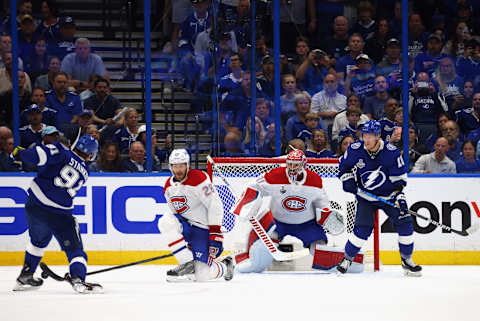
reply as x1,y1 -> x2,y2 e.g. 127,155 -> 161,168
232,150 -> 364,273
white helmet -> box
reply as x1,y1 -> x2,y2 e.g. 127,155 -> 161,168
169,149 -> 190,171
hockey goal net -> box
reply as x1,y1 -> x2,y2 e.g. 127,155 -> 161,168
207,157 -> 380,271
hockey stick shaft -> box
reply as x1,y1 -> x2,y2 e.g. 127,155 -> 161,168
207,155 -> 309,261
358,189 -> 470,236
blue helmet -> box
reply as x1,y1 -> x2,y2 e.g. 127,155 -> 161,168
75,135 -> 99,156
361,120 -> 381,136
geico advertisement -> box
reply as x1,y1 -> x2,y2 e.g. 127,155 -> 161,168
0,175 -> 479,252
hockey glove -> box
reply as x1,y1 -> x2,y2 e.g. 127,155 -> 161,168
340,172 -> 357,195
208,225 -> 224,260
316,208 -> 345,235
394,192 -> 409,219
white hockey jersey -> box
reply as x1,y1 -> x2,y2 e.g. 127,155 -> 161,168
163,169 -> 224,229
239,167 -> 330,225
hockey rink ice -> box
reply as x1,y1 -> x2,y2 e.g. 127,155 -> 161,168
1,265 -> 479,321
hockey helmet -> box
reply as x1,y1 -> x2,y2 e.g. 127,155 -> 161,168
169,149 -> 190,172
75,135 -> 99,159
361,120 -> 381,136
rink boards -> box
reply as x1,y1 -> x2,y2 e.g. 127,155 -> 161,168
0,173 -> 479,265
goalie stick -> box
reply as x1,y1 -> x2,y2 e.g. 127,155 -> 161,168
40,253 -> 174,281
358,189 -> 479,237
207,155 -> 310,261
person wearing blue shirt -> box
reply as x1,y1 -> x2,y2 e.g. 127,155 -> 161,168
335,33 -> 366,81
285,92 -> 326,143
414,34 -> 450,77
305,129 -> 335,158
18,14 -> 37,66
34,0 -> 61,44
432,57 -> 464,109
455,93 -> 480,135
48,16 -> 76,60
346,54 -> 376,101
13,135 -> 102,293
20,89 -> 58,128
295,49 -> 329,96
113,108 -> 139,154
455,140 -> 480,173
45,72 -> 82,125
379,98 -> 400,142
20,105 -> 46,148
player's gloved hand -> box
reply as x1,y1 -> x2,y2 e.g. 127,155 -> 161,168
340,172 -> 357,195
208,225 -> 224,260
12,146 -> 24,160
394,192 -> 409,218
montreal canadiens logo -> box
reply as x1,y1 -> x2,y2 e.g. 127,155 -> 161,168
282,196 -> 307,212
171,196 -> 189,214
360,166 -> 386,190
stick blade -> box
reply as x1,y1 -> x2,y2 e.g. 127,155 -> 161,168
273,248 -> 310,261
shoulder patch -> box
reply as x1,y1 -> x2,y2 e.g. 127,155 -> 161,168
387,143 -> 397,151
183,169 -> 208,187
351,142 -> 361,149
264,167 -> 289,185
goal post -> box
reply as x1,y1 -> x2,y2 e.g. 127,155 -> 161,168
207,157 -> 380,271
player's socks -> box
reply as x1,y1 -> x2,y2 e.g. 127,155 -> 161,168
66,274 -> 103,294
12,264 -> 43,291
401,257 -> 422,277
166,260 -> 195,282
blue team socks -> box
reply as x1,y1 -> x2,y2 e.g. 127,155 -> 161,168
25,252 -> 42,272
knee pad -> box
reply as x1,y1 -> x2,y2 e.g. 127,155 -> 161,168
237,240 -> 274,273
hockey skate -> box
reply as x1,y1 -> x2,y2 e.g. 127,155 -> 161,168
401,258 -> 422,277
166,260 -> 195,282
66,274 -> 103,294
222,257 -> 235,281
336,257 -> 352,275
13,265 -> 43,291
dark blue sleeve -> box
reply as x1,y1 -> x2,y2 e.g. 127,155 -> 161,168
387,147 -> 407,188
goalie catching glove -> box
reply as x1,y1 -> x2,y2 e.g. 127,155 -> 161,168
208,225 -> 224,263
316,208 -> 345,235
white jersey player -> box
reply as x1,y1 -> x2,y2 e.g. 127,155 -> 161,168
160,149 -> 234,282
232,150 -> 345,273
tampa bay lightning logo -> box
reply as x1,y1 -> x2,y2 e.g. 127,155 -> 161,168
360,166 -> 386,190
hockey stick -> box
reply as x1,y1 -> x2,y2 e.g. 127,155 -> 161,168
40,253 -> 174,281
358,189 -> 479,237
207,155 -> 310,261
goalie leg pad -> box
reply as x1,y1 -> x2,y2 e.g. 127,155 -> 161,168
237,239 -> 275,273
312,245 -> 365,273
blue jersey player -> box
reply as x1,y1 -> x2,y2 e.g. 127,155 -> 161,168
336,121 -> 422,276
13,135 -> 103,293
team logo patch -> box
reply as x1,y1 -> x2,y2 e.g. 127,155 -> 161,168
356,159 -> 365,169
386,143 -> 397,151
351,142 -> 361,149
282,196 -> 307,212
360,166 -> 386,190
171,196 -> 189,214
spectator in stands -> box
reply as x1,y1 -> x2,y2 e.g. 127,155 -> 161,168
49,16 -> 76,60
345,54 -> 376,101
62,109 -> 94,138
379,98 -> 400,142
414,34 -> 449,77
121,141 -> 160,172
305,128 -> 334,158
218,53 -> 244,97
18,14 -> 37,66
350,1 -> 376,41
296,48 -> 331,95
376,38 -> 401,77
452,80 -> 475,111
408,126 -> 429,171
337,106 -> 364,143
0,126 -> 18,172
332,94 -> 369,142
0,52 -> 32,95
425,112 -> 451,151
61,38 -> 108,91
455,140 -> 480,173
410,73 -> 449,142
178,0 -> 210,53
34,56 -> 61,91
280,74 -> 300,121
311,73 -> 347,128
335,33 -> 365,81
389,1 -> 402,38
169,0 -> 193,50
257,56 -> 275,99
450,3 -> 480,36
319,16 -> 349,62
290,37 -> 310,75
20,88 -> 57,127
412,137 -> 456,173
286,138 -> 306,154
296,112 -> 320,144
0,69 -> 32,127
285,92 -> 326,143
433,57 -> 464,108
335,135 -> 355,157
86,124 -> 100,143
259,123 -> 286,157
243,116 -> 266,156
254,98 -> 273,129
36,0 -> 61,44
456,39 -> 480,90
89,141 -> 122,172
222,130 -> 245,156
113,108 -> 139,154
84,77 -> 122,126
79,74 -> 101,105
443,21 -> 472,59
24,37 -> 49,82
0,35 -> 24,70
136,124 -> 167,168
408,13 -> 429,58
45,72 -> 82,125
364,18 -> 391,64
226,0 -> 251,55
441,120 -> 463,161
19,105 -> 46,148
454,92 -> 480,136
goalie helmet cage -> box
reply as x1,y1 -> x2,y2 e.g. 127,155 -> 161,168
207,157 -> 380,272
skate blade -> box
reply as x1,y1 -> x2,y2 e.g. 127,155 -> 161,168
73,283 -> 104,294
403,270 -> 422,277
12,282 -> 41,292
166,274 -> 195,283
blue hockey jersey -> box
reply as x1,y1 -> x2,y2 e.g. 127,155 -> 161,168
379,117 -> 396,142
454,107 -> 480,135
338,140 -> 407,201
19,142 -> 89,214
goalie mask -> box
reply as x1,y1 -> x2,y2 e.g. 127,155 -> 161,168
286,150 -> 307,184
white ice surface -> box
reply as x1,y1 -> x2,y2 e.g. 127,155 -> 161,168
1,265 -> 479,321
